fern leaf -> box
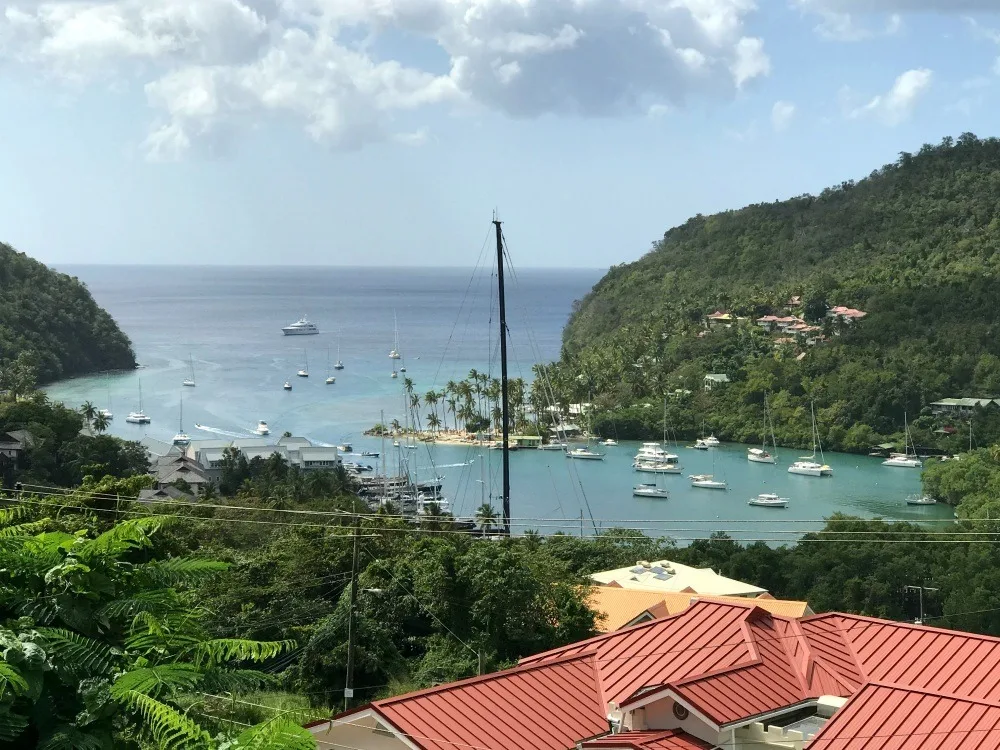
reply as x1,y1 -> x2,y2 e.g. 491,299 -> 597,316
200,669 -> 277,695
35,628 -> 117,675
0,662 -> 29,699
77,517 -> 172,561
187,639 -> 296,669
117,690 -> 212,750
0,707 -> 29,742
138,557 -> 229,586
111,664 -> 204,700
101,589 -> 181,621
234,718 -> 317,750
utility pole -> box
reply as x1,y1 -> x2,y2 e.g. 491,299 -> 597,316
580,510 -> 584,538
904,584 -> 939,625
494,216 -> 511,536
344,515 -> 361,711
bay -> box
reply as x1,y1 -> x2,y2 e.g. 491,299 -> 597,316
44,265 -> 953,540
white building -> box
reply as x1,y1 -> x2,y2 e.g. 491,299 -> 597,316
590,560 -> 768,597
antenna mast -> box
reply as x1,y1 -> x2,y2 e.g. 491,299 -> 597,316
494,215 -> 511,536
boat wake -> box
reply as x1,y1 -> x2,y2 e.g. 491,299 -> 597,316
194,424 -> 252,438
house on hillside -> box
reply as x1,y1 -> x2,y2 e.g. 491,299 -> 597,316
755,315 -> 780,332
590,559 -> 765,597
826,305 -> 867,323
929,397 -> 998,416
703,374 -> 730,391
0,430 -> 32,464
705,311 -> 734,329
783,295 -> 802,311
309,598 -> 1000,750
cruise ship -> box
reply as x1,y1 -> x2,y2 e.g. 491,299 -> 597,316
282,316 -> 319,335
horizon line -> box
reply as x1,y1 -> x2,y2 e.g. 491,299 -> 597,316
51,262 -> 609,271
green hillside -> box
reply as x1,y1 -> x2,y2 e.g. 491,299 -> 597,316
0,242 -> 135,383
542,133 -> 1000,453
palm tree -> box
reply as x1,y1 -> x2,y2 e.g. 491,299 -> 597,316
92,412 -> 111,434
390,418 -> 401,434
446,398 -> 458,432
425,390 -> 439,426
475,502 -> 498,531
427,413 -> 441,433
81,401 -> 97,434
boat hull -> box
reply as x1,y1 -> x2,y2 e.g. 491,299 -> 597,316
633,489 -> 669,498
282,329 -> 318,335
634,464 -> 682,474
787,465 -> 832,477
747,452 -> 775,464
566,453 -> 604,460
883,459 -> 922,468
748,500 -> 788,508
691,482 -> 727,489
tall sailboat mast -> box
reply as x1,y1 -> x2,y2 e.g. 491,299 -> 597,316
494,217 -> 511,536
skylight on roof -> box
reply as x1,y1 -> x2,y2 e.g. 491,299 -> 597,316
654,573 -> 672,581
651,566 -> 666,574
630,566 -> 646,574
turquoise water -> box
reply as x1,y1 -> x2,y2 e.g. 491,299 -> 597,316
44,265 -> 953,540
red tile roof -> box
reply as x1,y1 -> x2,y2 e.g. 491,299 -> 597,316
580,729 -> 711,749
316,600 -> 1000,750
365,652 -> 607,750
808,682 -> 1000,750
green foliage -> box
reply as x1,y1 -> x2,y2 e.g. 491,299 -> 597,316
0,243 -> 135,382
546,134 -> 1000,452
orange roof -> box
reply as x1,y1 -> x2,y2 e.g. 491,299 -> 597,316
587,586 -> 812,632
581,729 -> 711,749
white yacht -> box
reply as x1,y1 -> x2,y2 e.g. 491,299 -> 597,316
701,435 -> 720,447
689,474 -> 727,490
633,483 -> 669,499
325,375 -> 336,384
566,447 -> 605,460
883,412 -> 922,468
600,438 -> 618,446
788,402 -> 832,477
633,459 -> 682,474
98,408 -> 113,421
183,354 -> 196,387
297,349 -> 309,378
389,311 -> 402,359
254,421 -> 270,436
334,343 -> 345,370
282,316 -> 319,335
125,411 -> 150,424
748,493 -> 788,508
906,494 -> 936,506
538,442 -> 569,451
747,447 -> 775,464
283,381 -> 292,391
325,349 -> 336,384
172,393 -> 190,446
692,439 -> 710,450
635,442 -> 674,462
391,371 -> 398,379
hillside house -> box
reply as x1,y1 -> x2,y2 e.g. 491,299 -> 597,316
826,305 -> 867,323
308,599 -> 1000,750
705,311 -> 734,328
703,374 -> 730,391
783,295 -> 802,311
929,397 -> 998,416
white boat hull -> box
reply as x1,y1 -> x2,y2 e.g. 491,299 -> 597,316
692,481 -> 727,489
282,329 -> 318,335
883,458 -> 922,468
747,451 -> 776,464
182,380 -> 196,387
634,463 -> 682,474
566,453 -> 604,460
538,444 -> 568,451
787,465 -> 832,477
906,496 -> 936,505
749,499 -> 788,508
633,488 -> 669,498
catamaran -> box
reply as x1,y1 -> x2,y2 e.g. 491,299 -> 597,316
787,401 -> 832,477
748,395 -> 777,464
125,377 -> 150,424
883,412 -> 922,468
172,393 -> 191,446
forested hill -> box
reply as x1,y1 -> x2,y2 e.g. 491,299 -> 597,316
0,242 -> 135,382
543,133 -> 1000,452
565,132 -> 1000,353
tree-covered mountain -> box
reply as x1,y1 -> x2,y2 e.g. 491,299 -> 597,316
541,133 -> 1000,452
0,242 -> 135,382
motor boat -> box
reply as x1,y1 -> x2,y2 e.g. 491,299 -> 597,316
692,440 -> 709,450
361,451 -> 379,457
254,421 -> 270,436
633,459 -> 682,474
689,474 -> 727,489
566,447 -> 605,460
282,316 -> 319,335
125,411 -> 150,424
182,378 -> 196,387
172,432 -> 191,446
538,442 -> 568,451
883,453 -> 922,468
283,381 -> 292,391
600,439 -> 618,446
748,493 -> 788,508
787,460 -> 832,477
701,435 -> 721,447
635,443 -> 675,461
338,443 -> 353,453
747,447 -> 776,464
633,483 -> 669,499
906,494 -> 937,506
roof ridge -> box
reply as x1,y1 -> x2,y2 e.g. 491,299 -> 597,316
861,680 -> 1000,707
827,611 -> 1000,645
375,650 -> 599,708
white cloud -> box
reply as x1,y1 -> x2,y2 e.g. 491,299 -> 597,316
771,100 -> 796,131
845,68 -> 932,125
0,0 -> 771,159
793,0 -> 990,40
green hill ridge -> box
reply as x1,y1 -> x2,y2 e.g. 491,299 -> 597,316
0,242 -> 135,383
543,133 -> 1000,453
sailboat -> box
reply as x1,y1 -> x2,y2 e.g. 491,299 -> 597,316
334,343 -> 345,370
689,437 -> 728,489
125,377 -> 150,424
182,354 -> 196,387
325,349 -> 336,384
748,395 -> 777,464
883,412 -> 922,468
99,373 -> 114,421
633,398 -> 682,473
389,312 -> 402,359
297,349 -> 309,378
566,400 -> 604,460
172,393 -> 191,446
787,401 -> 832,476
633,481 -> 669,498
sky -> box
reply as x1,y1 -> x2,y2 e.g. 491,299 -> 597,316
1,1 -> 999,268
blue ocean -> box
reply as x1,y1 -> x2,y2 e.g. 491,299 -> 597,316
45,265 -> 945,539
